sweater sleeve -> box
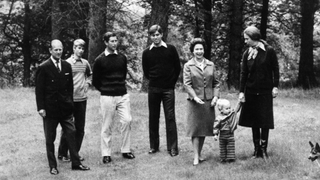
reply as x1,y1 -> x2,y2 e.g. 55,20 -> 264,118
92,57 -> 101,91
270,48 -> 280,88
142,49 -> 149,80
239,50 -> 249,92
172,46 -> 181,83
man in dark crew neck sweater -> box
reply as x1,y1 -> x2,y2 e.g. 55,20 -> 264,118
92,32 -> 135,164
142,24 -> 181,157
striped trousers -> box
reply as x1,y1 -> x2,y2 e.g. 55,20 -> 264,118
219,130 -> 235,161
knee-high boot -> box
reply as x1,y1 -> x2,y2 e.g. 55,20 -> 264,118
261,128 -> 269,159
252,128 -> 261,159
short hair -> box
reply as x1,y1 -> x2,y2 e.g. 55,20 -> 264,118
189,38 -> 206,53
243,26 -> 261,41
216,99 -> 230,111
103,32 -> 117,42
148,24 -> 163,35
73,39 -> 85,48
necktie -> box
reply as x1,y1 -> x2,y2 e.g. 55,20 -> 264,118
55,60 -> 61,72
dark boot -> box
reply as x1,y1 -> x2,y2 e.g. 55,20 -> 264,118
251,139 -> 261,159
261,140 -> 268,159
261,128 -> 269,160
251,128 -> 261,159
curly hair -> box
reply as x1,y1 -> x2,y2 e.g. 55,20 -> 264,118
189,38 -> 206,53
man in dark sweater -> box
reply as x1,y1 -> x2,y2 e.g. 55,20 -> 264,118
92,32 -> 135,164
142,25 -> 181,157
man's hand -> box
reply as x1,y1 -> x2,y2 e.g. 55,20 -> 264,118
239,92 -> 245,102
38,109 -> 46,118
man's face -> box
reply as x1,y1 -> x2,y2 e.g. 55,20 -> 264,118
150,31 -> 163,45
105,36 -> 118,52
50,41 -> 63,60
74,46 -> 84,57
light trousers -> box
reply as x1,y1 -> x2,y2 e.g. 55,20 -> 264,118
100,94 -> 132,156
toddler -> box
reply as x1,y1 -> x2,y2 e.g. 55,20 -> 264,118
213,99 -> 241,163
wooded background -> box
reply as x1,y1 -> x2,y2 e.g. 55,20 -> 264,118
0,0 -> 319,90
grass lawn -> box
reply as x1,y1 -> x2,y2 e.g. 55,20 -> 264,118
0,88 -> 320,180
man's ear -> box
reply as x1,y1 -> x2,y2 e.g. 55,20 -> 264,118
309,141 -> 314,148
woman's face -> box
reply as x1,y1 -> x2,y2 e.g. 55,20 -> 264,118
193,44 -> 204,59
244,33 -> 256,47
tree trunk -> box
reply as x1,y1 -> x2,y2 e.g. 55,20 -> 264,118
194,0 -> 200,37
227,0 -> 244,90
140,0 -> 171,92
22,1 -> 32,87
202,0 -> 212,60
51,0 -> 67,39
298,0 -> 319,89
87,0 -> 107,65
260,0 -> 269,40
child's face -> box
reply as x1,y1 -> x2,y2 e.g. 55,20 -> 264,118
221,104 -> 231,115
74,45 -> 84,57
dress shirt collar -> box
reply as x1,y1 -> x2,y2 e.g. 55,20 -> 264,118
149,41 -> 167,50
51,56 -> 61,63
105,49 -> 118,56
69,55 -> 83,64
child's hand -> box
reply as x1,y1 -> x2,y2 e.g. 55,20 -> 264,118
214,135 -> 218,141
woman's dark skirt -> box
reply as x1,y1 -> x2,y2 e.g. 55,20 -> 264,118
186,100 -> 215,137
239,93 -> 274,129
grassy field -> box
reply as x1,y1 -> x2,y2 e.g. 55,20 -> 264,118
1,88 -> 320,180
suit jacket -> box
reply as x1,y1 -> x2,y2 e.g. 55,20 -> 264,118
183,58 -> 220,101
35,58 -> 74,118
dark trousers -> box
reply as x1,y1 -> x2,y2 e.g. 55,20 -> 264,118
59,101 -> 87,156
43,115 -> 81,168
148,89 -> 178,151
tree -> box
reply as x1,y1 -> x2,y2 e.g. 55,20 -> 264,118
260,0 -> 269,40
87,0 -> 106,64
297,0 -> 319,89
227,0 -> 244,90
202,0 -> 212,60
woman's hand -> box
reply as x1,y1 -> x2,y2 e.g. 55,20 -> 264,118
239,92 -> 245,102
272,87 -> 279,98
194,97 -> 205,104
210,96 -> 218,107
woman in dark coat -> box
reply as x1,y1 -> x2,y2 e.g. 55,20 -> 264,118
183,38 -> 220,165
239,26 -> 279,159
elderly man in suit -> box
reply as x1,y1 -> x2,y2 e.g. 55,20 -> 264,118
35,39 -> 90,175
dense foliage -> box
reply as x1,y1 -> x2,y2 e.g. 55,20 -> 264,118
0,0 -> 319,89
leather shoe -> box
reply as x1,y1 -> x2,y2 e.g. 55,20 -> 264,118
102,156 -> 112,164
58,155 -> 70,162
148,148 -> 159,154
50,167 -> 59,175
72,164 -> 90,171
169,149 -> 178,157
122,152 -> 135,159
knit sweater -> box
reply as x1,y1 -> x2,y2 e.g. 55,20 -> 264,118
66,56 -> 92,102
92,52 -> 127,96
142,44 -> 181,89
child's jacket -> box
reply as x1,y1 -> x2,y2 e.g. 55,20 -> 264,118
213,102 -> 242,135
